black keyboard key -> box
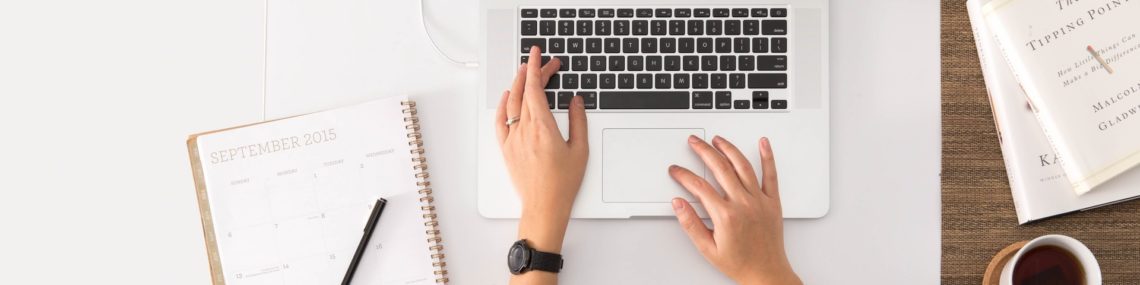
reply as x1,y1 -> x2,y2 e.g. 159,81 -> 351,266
664,56 -> 681,71
725,20 -> 741,35
545,91 -> 555,109
540,20 -> 556,35
560,9 -> 576,18
752,37 -> 769,53
687,20 -> 704,35
675,8 -> 692,18
693,91 -> 714,109
622,38 -> 638,53
772,99 -> 787,109
738,55 -> 755,71
660,38 -> 676,53
732,8 -> 750,17
590,56 -> 607,71
713,8 -> 730,17
595,20 -> 611,35
559,20 -> 575,35
599,9 -> 615,18
627,56 -> 644,71
751,8 -> 768,17
577,21 -> 593,36
684,56 -> 701,71
641,38 -> 658,53
692,73 -> 709,89
772,37 -> 787,53
604,38 -> 620,53
568,38 -> 584,53
715,37 -> 731,53
541,9 -> 558,18
757,56 -> 787,70
557,92 -> 573,109
587,38 -> 603,53
600,91 -> 689,109
729,73 -> 745,88
669,20 -> 686,35
707,20 -> 722,35
636,9 -> 653,18
579,9 -> 596,18
720,56 -> 736,71
562,73 -> 579,89
694,8 -> 711,18
609,55 -> 625,71
771,8 -> 787,17
655,73 -> 671,89
549,38 -> 565,53
697,38 -> 713,53
581,74 -> 598,89
618,74 -> 635,89
651,20 -> 667,35
701,55 -> 717,71
656,9 -> 672,17
679,38 -> 695,53
673,73 -> 690,88
556,55 -> 570,71
646,56 -> 662,71
733,38 -> 750,53
632,20 -> 648,35
636,73 -> 653,89
743,20 -> 760,35
521,38 -> 545,53
747,73 -> 787,88
581,92 -> 598,109
711,73 -> 727,88
614,20 -> 630,35
617,8 -> 634,18
522,9 -> 539,18
600,74 -> 616,89
546,74 -> 560,89
752,91 -> 769,109
734,99 -> 750,109
522,20 -> 538,36
762,20 -> 787,35
716,92 -> 732,109
572,56 -> 589,71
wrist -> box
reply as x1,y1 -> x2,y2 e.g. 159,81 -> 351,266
737,268 -> 801,285
517,209 -> 571,253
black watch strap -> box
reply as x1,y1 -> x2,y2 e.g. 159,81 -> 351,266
529,250 -> 563,273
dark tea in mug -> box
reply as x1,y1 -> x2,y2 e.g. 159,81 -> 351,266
1012,245 -> 1085,285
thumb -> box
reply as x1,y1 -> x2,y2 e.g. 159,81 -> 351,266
567,95 -> 589,147
672,198 -> 715,256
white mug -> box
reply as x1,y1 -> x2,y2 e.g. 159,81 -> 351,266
1000,234 -> 1101,285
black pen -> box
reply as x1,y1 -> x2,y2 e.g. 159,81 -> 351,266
342,198 -> 388,285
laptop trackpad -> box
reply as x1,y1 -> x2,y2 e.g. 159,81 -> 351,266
602,128 -> 706,203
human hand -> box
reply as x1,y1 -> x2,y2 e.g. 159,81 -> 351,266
496,46 -> 589,254
669,136 -> 801,285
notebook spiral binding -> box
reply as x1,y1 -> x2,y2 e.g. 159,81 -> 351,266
401,100 -> 449,284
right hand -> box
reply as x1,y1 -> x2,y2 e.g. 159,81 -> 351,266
669,136 -> 801,285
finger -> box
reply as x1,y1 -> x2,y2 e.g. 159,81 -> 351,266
687,135 -> 747,200
521,47 -> 544,121
526,57 -> 561,121
711,136 -> 759,196
669,165 -> 725,207
759,137 -> 780,199
567,95 -> 588,148
507,63 -> 527,131
672,198 -> 716,256
495,90 -> 509,144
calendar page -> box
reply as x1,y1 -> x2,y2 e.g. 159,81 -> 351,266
191,96 -> 423,284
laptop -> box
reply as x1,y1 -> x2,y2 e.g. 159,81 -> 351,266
477,0 -> 830,219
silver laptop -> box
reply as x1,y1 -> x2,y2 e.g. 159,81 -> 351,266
477,0 -> 829,218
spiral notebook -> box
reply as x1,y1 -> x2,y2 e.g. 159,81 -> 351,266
187,95 -> 447,284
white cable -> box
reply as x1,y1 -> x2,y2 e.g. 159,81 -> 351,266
419,0 -> 480,68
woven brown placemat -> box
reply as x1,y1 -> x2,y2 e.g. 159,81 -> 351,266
941,1 -> 1140,284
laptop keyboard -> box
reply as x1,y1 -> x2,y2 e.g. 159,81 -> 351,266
519,7 -> 790,111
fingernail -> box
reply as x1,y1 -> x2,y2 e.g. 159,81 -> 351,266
574,95 -> 583,104
668,164 -> 678,171
672,198 -> 684,211
531,45 -> 541,53
712,135 -> 723,144
761,137 -> 770,146
518,63 -> 525,71
688,135 -> 700,143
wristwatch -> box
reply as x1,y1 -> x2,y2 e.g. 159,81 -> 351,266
508,239 -> 563,275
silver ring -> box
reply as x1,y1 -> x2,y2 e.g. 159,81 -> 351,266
505,116 -> 520,127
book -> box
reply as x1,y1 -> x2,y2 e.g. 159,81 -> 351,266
982,0 -> 1140,194
187,96 -> 448,284
969,0 -> 1140,224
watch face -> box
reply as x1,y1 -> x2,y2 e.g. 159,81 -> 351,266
508,242 -> 529,274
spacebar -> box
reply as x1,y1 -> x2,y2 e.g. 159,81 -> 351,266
599,91 -> 690,109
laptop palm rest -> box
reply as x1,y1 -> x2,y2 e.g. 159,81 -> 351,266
602,128 -> 707,203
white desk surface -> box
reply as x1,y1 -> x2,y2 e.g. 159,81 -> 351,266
0,0 -> 939,284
